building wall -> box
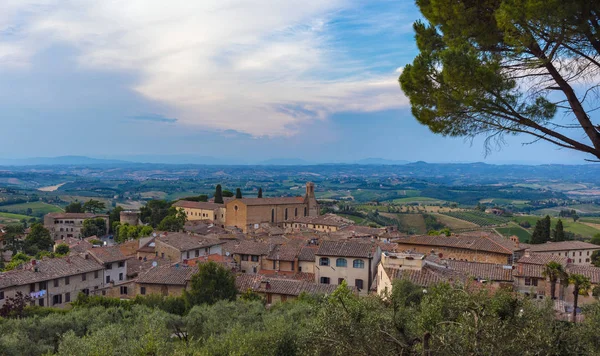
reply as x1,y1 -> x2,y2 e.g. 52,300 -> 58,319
226,202 -> 310,232
156,240 -> 183,261
314,256 -> 372,295
234,253 -> 263,273
44,216 -> 110,240
102,261 -> 128,286
283,222 -> 340,233
0,269 -> 104,308
100,280 -> 136,299
119,212 -> 140,226
261,259 -> 297,272
514,276 -> 547,299
543,249 -> 599,265
299,261 -> 315,274
394,243 -> 510,265
135,283 -> 187,297
180,245 -> 223,262
376,263 -> 394,297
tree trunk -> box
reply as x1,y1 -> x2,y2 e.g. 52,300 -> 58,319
550,278 -> 556,300
573,289 -> 579,323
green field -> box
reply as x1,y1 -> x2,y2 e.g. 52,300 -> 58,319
337,213 -> 374,226
495,225 -> 531,242
0,201 -> 63,216
0,211 -> 32,223
391,196 -> 446,204
512,215 -> 600,238
442,211 -> 509,226
433,213 -> 479,230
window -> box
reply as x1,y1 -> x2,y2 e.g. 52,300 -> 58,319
30,283 -> 35,293
353,259 -> 365,269
320,277 -> 330,284
94,271 -> 99,279
525,278 -> 533,286
242,255 -> 249,261
65,276 -> 70,285
338,278 -> 344,284
65,292 -> 71,303
319,257 -> 330,266
54,279 -> 59,287
82,273 -> 87,281
580,251 -> 582,256
141,287 -> 146,295
355,279 -> 364,290
39,299 -> 44,307
0,291 -> 4,300
247,255 -> 258,262
53,294 -> 62,305
118,261 -> 125,268
82,288 -> 90,296
586,258 -> 590,262
106,263 -> 112,270
587,251 -> 590,256
106,276 -> 111,284
336,258 -> 347,267
39,282 -> 47,290
195,249 -> 200,257
161,253 -> 165,258
285,208 -> 288,220
271,209 -> 275,223
119,273 -> 124,281
272,260 -> 276,269
295,208 -> 298,217
120,286 -> 128,295
304,207 -> 307,216
579,259 -> 582,263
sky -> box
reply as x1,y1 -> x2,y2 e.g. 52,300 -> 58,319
0,0 -> 592,164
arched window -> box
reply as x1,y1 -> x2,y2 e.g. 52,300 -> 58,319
353,259 -> 365,269
304,207 -> 307,216
295,208 -> 298,217
319,257 -> 330,266
285,208 -> 288,220
336,258 -> 347,267
271,209 -> 275,223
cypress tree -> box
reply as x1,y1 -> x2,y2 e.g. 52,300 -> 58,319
257,188 -> 263,198
542,215 -> 551,242
554,219 -> 565,241
214,185 -> 223,204
530,220 -> 546,244
236,188 -> 242,199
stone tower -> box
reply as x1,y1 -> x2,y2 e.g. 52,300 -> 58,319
305,182 -> 319,216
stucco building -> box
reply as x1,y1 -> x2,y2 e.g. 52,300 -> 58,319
283,213 -> 353,233
155,233 -> 224,262
173,201 -> 226,225
44,212 -> 109,240
236,274 -> 340,304
528,241 -> 600,265
225,182 -> 319,232
315,240 -> 381,295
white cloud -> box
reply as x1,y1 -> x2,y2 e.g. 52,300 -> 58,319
0,0 -> 409,135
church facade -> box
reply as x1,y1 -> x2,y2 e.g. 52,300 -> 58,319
225,182 -> 319,232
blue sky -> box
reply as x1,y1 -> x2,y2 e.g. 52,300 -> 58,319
0,0 -> 591,164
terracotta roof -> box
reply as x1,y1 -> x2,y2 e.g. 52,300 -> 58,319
0,255 -> 103,289
514,263 -> 545,278
156,233 -> 224,252
298,246 -> 317,261
517,253 -> 569,266
173,200 -> 224,210
445,260 -> 513,282
235,274 -> 339,296
56,238 -> 93,254
267,244 -> 301,261
228,197 -> 305,206
387,264 -> 467,287
394,233 -> 522,255
183,221 -> 228,235
316,240 -> 375,258
566,265 -> 600,284
528,241 -> 600,252
232,240 -> 271,256
126,257 -> 170,278
339,225 -> 386,236
88,246 -> 128,263
287,214 -> 353,227
137,266 -> 195,286
46,213 -> 108,219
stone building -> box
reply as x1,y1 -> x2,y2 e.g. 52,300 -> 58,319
88,246 -> 129,287
235,274 -> 340,304
119,210 -> 140,226
135,266 -> 195,297
393,232 -> 525,265
528,240 -> 600,265
155,233 -> 224,262
283,213 -> 353,233
225,182 -> 319,233
315,240 -> 381,295
172,201 -> 226,225
0,254 -> 104,308
44,212 -> 109,240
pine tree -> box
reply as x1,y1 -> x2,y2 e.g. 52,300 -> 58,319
257,188 -> 263,198
235,188 -> 242,199
542,215 -> 551,242
530,220 -> 546,244
214,185 -> 223,204
554,219 -> 565,241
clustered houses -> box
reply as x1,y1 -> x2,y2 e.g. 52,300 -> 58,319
44,212 -> 109,240
154,232 -> 225,262
172,201 -> 226,225
528,240 -> 600,265
283,214 -> 353,233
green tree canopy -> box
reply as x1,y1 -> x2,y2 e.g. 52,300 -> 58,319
64,201 -> 83,213
235,188 -> 242,199
81,218 -> 107,238
55,243 -> 70,256
400,0 -> 600,160
553,219 -> 566,241
82,199 -> 106,214
184,261 -> 237,307
222,190 -> 234,198
140,200 -> 172,227
1,224 -> 25,254
108,206 -> 124,233
23,223 -> 53,256
214,184 -> 224,204
569,273 -> 592,322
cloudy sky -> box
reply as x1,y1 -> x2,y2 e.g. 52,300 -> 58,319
0,0 -> 591,164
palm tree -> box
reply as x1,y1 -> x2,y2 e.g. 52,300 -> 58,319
568,273 -> 592,322
542,261 -> 567,300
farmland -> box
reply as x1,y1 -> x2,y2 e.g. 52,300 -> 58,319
512,215 -> 600,238
442,211 -> 509,226
495,225 -> 531,243
0,201 -> 62,217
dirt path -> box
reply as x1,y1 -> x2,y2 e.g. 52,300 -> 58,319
38,182 -> 66,192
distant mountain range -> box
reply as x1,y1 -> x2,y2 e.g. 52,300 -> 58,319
0,156 -> 131,166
